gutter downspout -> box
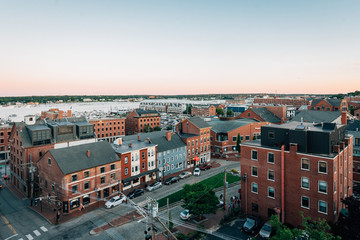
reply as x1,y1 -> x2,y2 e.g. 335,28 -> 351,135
281,144 -> 285,223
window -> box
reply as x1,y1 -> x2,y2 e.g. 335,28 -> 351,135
301,158 -> 310,170
72,174 -> 77,182
84,181 -> 89,190
268,170 -> 275,181
251,166 -> 258,177
318,161 -> 327,174
142,162 -> 145,169
252,203 -> 258,213
268,187 -> 275,198
301,196 -> 310,209
142,152 -> 145,159
100,167 -> 105,173
334,161 -> 337,173
233,136 -> 236,142
111,173 -> 115,180
72,185 -> 78,194
318,181 -> 327,194
265,153 -> 274,165
84,171 -> 89,178
334,180 -> 337,192
101,176 -> 105,184
111,164 -> 115,170
319,201 -> 327,214
124,156 -> 128,164
125,167 -> 128,175
245,136 -> 250,140
48,158 -> 51,165
252,182 -> 258,193
301,177 -> 309,189
251,150 -> 258,160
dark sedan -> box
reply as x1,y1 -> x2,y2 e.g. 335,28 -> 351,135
165,176 -> 179,185
127,188 -> 144,199
199,163 -> 212,171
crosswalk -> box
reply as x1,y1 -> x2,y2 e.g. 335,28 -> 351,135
18,226 -> 48,240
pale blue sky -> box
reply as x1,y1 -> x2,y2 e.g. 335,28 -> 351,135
0,0 -> 359,96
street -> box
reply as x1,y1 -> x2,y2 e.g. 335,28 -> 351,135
0,160 -> 241,240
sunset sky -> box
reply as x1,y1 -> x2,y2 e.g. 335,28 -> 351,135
1,0 -> 359,96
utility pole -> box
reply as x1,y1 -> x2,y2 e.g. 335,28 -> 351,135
167,198 -> 170,229
152,217 -> 156,240
223,168 -> 227,210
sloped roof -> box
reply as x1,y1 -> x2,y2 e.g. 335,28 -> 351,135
187,117 -> 211,129
135,109 -> 160,116
207,118 -> 257,133
291,110 -> 341,123
112,139 -> 157,154
122,131 -> 186,152
251,108 -> 281,123
49,141 -> 119,175
311,98 -> 343,107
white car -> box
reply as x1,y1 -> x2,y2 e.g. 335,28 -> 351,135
146,181 -> 162,191
179,171 -> 192,179
180,209 -> 192,220
105,195 -> 126,209
259,220 -> 273,239
193,167 -> 200,176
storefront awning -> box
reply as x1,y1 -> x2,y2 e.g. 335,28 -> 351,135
122,168 -> 159,183
194,156 -> 200,161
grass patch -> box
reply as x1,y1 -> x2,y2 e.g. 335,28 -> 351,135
158,172 -> 240,207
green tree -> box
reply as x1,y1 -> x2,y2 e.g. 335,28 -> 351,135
236,134 -> 241,153
154,126 -> 161,131
226,109 -> 234,117
253,135 -> 257,140
216,108 -> 225,116
183,104 -> 192,114
143,125 -> 153,132
334,196 -> 360,240
182,182 -> 218,219
349,106 -> 355,116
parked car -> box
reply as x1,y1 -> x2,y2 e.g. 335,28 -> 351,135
127,188 -> 144,199
105,195 -> 126,209
193,167 -> 200,176
165,176 -> 179,185
243,215 -> 261,233
216,200 -> 224,208
259,220 -> 273,239
180,209 -> 192,220
179,171 -> 192,179
146,181 -> 162,191
200,163 -> 212,171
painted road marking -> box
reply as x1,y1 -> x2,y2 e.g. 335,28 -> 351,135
25,234 -> 33,240
4,234 -> 18,240
40,226 -> 48,232
0,212 -> 17,235
18,238 -> 23,240
33,230 -> 41,236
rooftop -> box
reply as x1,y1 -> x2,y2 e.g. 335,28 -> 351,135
207,118 -> 257,133
290,110 -> 341,123
112,139 -> 157,154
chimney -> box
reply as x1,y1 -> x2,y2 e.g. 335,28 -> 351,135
129,143 -> 132,148
114,138 -> 122,145
86,150 -> 91,157
67,110 -> 72,117
341,112 -> 347,125
138,135 -> 141,141
290,143 -> 298,152
19,126 -> 23,132
166,131 -> 172,141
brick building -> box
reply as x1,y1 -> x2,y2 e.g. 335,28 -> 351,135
354,108 -> 360,120
112,138 -> 158,191
40,108 -> 72,120
236,108 -> 282,124
9,116 -> 95,197
176,117 -> 211,165
346,120 -> 360,192
191,105 -> 216,117
125,109 -> 161,135
89,117 -> 125,142
0,123 -> 12,163
36,141 -> 120,214
207,118 -> 269,158
241,121 -> 353,227
253,97 -> 310,108
308,98 -> 348,112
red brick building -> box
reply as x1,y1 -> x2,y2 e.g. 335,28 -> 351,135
207,118 -> 270,158
89,117 -> 125,142
346,120 -> 360,191
354,108 -> 360,120
191,105 -> 216,117
9,117 -> 95,197
177,117 -> 211,165
241,121 -> 353,227
236,108 -> 282,124
40,108 -> 72,120
36,141 -> 120,214
125,109 -> 161,135
112,138 -> 158,191
0,123 -> 12,163
308,98 -> 348,112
